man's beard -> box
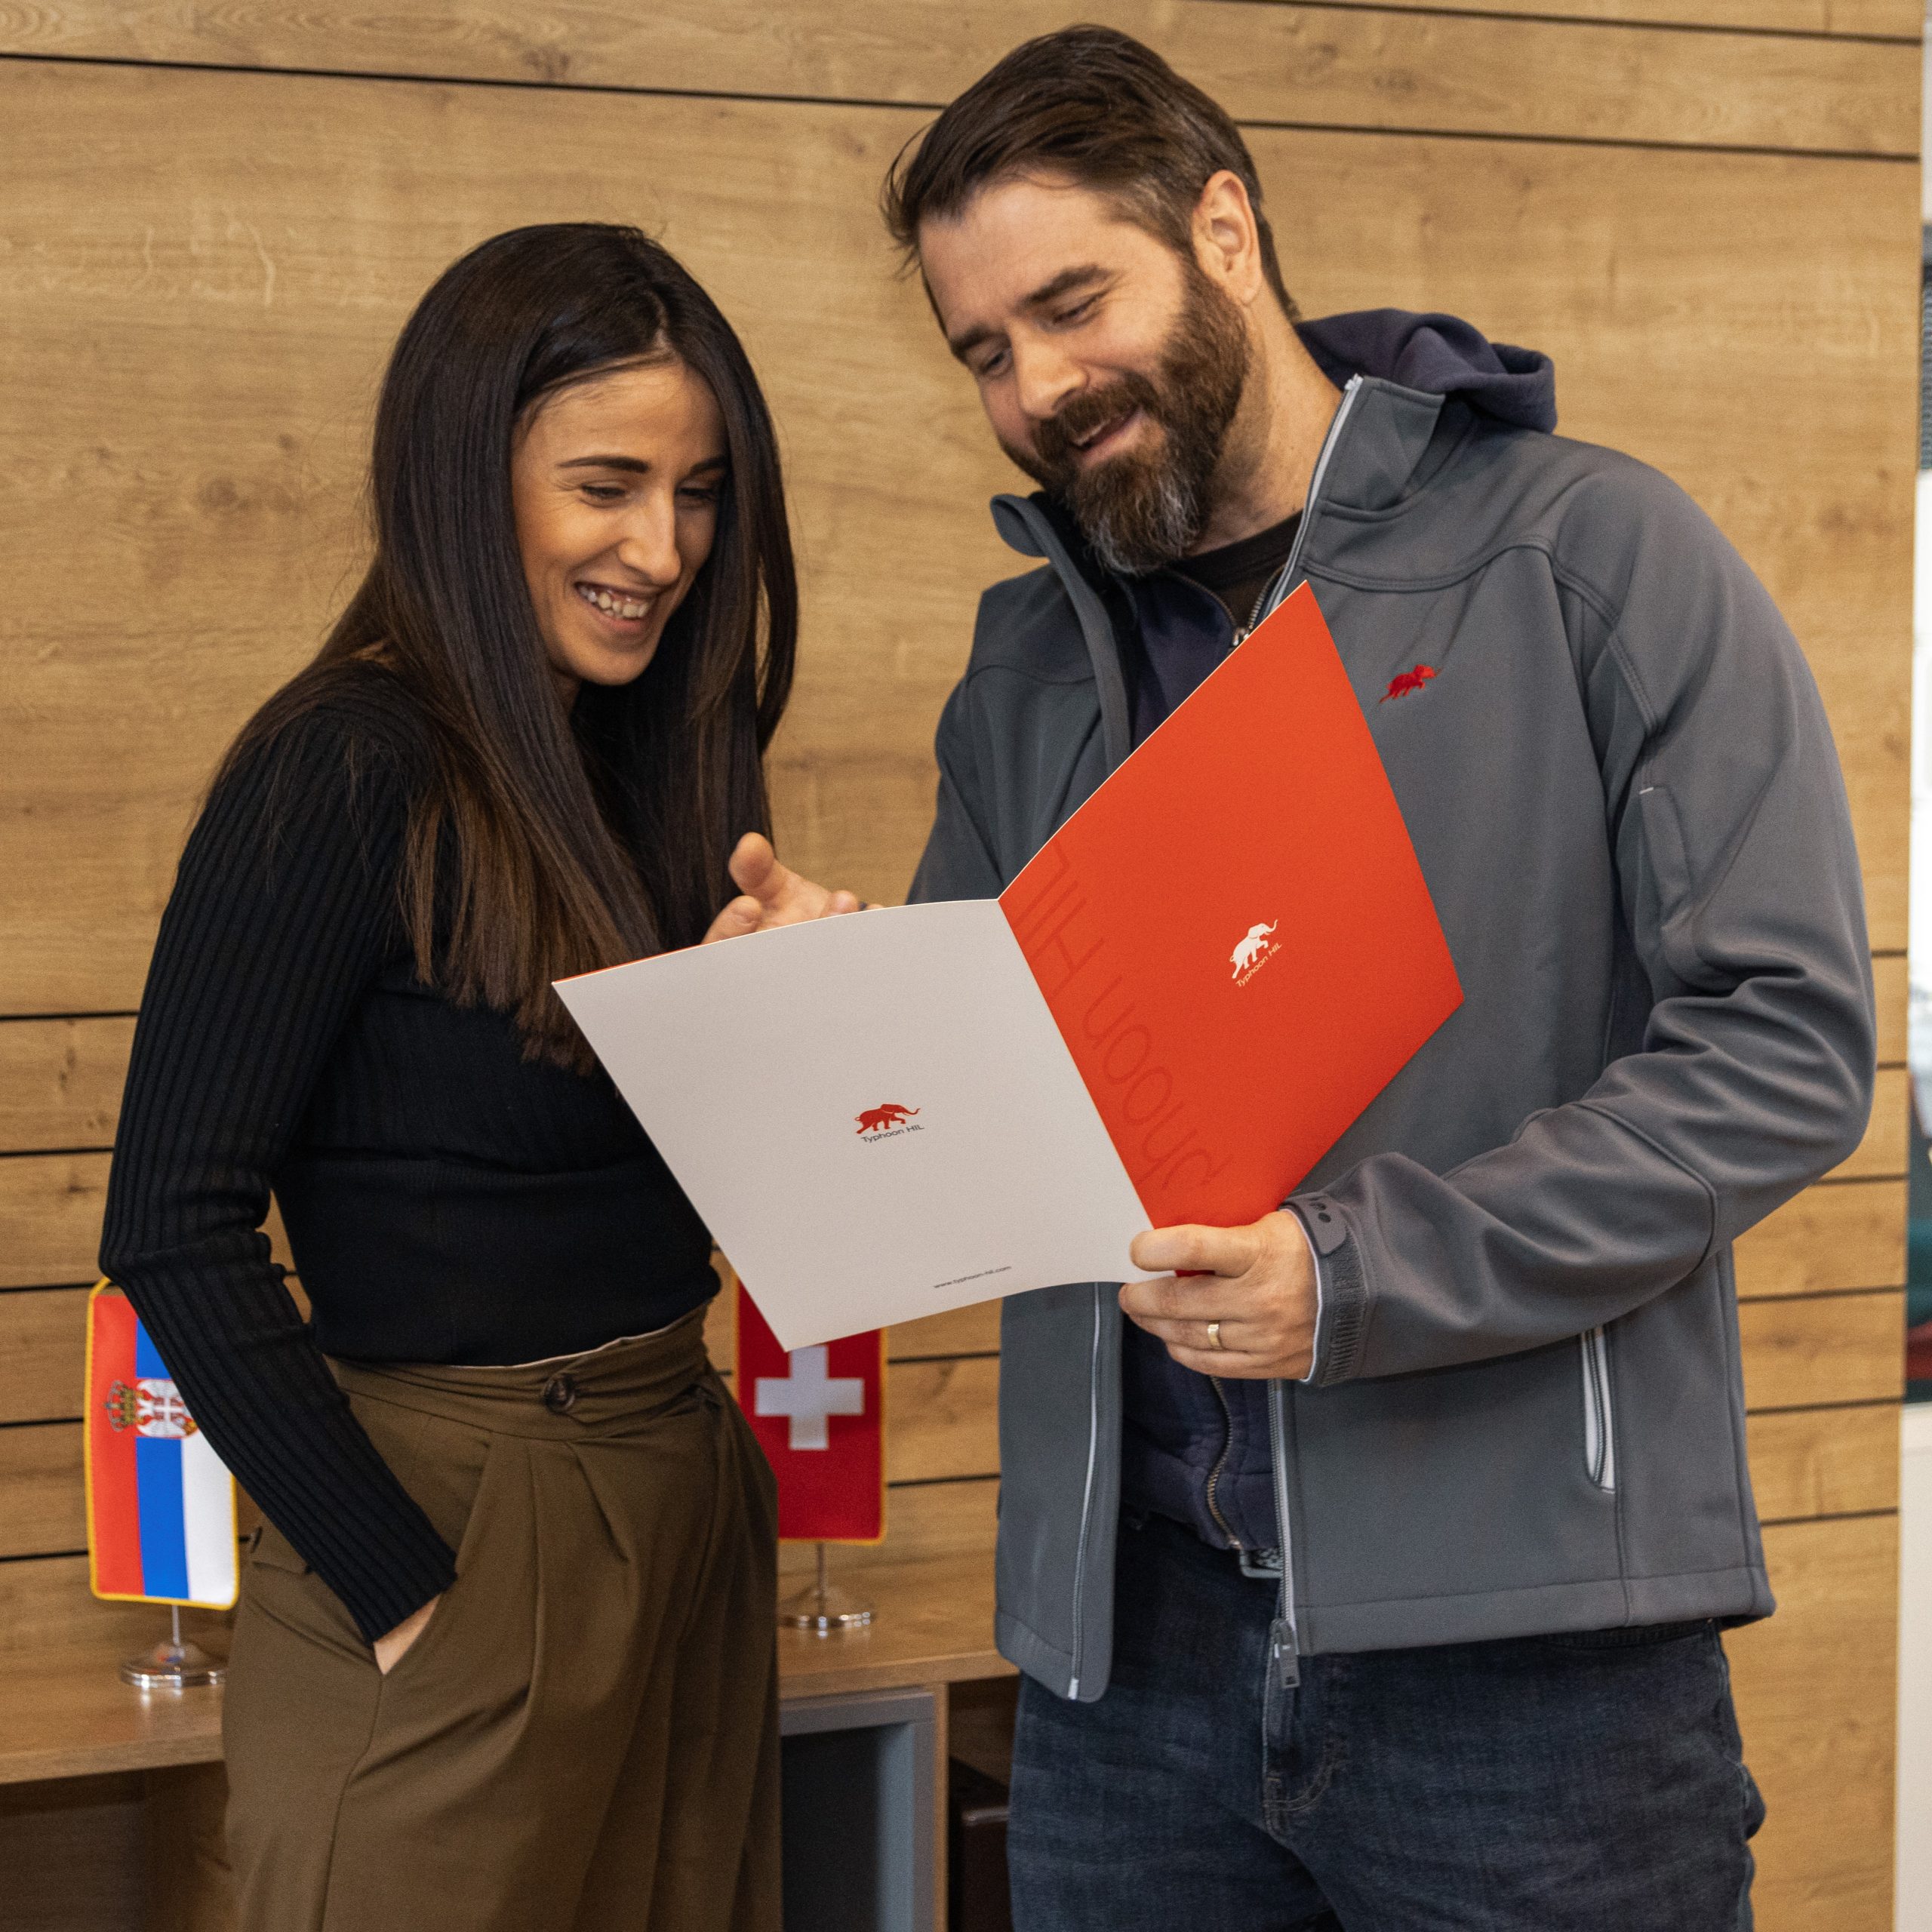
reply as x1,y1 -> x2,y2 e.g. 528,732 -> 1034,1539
1001,263 -> 1251,577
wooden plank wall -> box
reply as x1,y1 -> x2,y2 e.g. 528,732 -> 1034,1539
0,2 -> 1915,1925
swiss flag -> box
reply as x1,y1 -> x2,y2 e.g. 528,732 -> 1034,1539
733,1284 -> 885,1543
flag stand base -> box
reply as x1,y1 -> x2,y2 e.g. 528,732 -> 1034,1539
121,1605 -> 226,1690
780,1543 -> 872,1635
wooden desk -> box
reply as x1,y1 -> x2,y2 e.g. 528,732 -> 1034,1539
0,1554 -> 1006,1788
1,1555 -> 1010,1930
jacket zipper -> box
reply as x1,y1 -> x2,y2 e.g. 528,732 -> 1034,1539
1065,1282 -> 1108,1700
1256,377 -> 1364,1690
1234,374 -> 1364,648
1066,377 -> 1367,1700
1204,1377 -> 1242,1549
1580,1326 -> 1617,1492
1267,1380 -> 1300,1687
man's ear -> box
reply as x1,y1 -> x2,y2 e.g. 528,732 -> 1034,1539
1192,170 -> 1266,308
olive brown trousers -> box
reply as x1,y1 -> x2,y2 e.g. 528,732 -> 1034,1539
223,1308 -> 780,1932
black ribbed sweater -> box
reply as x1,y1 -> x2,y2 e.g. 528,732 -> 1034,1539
100,669 -> 716,1642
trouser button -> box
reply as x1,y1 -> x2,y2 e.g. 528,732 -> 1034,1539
542,1373 -> 579,1414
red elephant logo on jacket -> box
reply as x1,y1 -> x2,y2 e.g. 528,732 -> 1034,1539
1381,663 -> 1437,703
856,1103 -> 920,1137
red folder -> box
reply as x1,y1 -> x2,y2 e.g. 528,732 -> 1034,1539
1002,583 -> 1462,1228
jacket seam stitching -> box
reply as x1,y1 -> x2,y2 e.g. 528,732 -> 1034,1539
1300,1559 -> 1767,1615
1299,537 -> 1609,608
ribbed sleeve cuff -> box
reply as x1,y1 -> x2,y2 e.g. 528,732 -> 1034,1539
316,1531 -> 459,1647
1288,1191 -> 1371,1387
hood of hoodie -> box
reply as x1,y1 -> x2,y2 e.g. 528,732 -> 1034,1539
1297,308 -> 1556,433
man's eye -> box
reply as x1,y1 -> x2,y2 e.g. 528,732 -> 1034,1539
1052,297 -> 1097,327
974,348 -> 1011,381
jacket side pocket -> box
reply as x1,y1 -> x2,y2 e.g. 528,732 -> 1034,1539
1580,1326 -> 1617,1493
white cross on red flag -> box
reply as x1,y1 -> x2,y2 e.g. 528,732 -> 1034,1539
733,1282 -> 885,1543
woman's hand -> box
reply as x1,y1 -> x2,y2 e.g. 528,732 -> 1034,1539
703,832 -> 860,944
373,1593 -> 441,1675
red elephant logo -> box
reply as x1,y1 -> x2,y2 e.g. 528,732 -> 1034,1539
1380,663 -> 1437,703
856,1103 -> 920,1137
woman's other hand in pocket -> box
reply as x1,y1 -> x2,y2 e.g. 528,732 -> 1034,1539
373,1593 -> 441,1675
703,832 -> 860,943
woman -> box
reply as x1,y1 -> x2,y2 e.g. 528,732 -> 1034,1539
99,223 -> 848,1930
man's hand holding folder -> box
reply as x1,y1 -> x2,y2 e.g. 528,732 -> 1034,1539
1122,1215 -> 1317,1381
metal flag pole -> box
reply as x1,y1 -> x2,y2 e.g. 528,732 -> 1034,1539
779,1540 -> 873,1635
121,1601 -> 226,1690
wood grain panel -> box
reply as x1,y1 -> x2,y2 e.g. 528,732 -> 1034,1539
888,1355 -> 1000,1484
1732,1180 -> 1906,1300
1186,5 -> 1918,155
0,1155 -> 110,1290
1738,1289 -> 1906,1410
1282,0 -> 1920,35
0,1423 -> 84,1560
1874,953 -> 1906,1064
0,1018 -> 132,1155
0,70 -> 1912,1008
889,1301 -> 1002,1359
1729,1512 -> 1899,1930
1746,1401 -> 1899,1521
0,1288 -> 90,1425
0,2 -> 1910,154
0,1554 -> 226,1662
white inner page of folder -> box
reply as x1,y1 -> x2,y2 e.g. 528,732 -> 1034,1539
557,898 -> 1149,1348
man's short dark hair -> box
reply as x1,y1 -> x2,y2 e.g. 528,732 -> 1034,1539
881,24 -> 1295,317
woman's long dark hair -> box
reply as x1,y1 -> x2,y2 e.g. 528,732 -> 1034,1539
226,223 -> 796,1067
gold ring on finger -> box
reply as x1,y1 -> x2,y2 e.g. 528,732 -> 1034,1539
1208,1321 -> 1224,1351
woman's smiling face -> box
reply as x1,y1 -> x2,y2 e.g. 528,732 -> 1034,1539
510,355 -> 728,704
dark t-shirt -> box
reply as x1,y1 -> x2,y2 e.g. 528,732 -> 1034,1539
1126,510 -> 1304,744
1168,509 -> 1303,634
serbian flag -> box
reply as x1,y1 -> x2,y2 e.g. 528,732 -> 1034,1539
85,1282 -> 238,1607
734,1284 -> 884,1543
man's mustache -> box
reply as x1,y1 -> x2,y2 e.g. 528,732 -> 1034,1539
1032,373 -> 1164,473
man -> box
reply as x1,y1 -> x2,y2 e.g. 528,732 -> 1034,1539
884,26 -> 1874,1931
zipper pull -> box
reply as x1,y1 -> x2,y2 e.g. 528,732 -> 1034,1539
1270,1616 -> 1300,1688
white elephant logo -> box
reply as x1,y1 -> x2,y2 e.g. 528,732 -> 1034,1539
1230,921 -> 1278,979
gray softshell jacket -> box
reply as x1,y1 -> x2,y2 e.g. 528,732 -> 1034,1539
907,310 -> 1875,1701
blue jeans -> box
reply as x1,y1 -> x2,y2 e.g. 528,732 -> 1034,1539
1009,1512 -> 1763,1931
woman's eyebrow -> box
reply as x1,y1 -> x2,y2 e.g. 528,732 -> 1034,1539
556,454 -> 728,475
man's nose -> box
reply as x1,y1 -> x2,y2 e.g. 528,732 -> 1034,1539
1011,336 -> 1084,426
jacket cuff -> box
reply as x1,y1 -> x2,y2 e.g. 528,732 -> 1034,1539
1287,1191 -> 1370,1386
